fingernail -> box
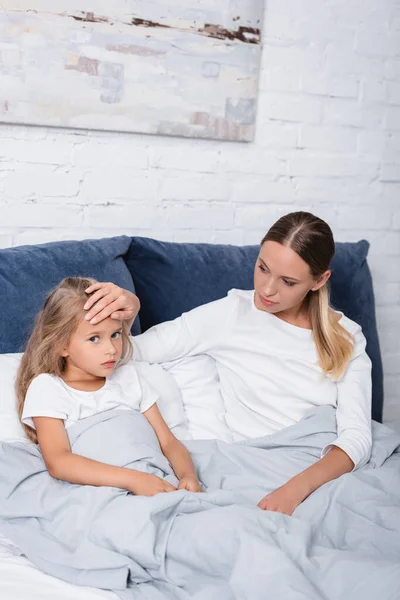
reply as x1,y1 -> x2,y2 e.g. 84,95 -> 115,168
83,303 -> 89,310
85,313 -> 92,320
90,318 -> 97,324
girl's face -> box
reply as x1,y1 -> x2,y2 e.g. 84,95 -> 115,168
253,241 -> 329,315
61,317 -> 123,380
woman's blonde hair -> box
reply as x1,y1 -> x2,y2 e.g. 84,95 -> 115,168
16,277 -> 133,443
262,212 -> 354,380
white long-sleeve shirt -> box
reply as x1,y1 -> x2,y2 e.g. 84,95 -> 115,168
134,289 -> 372,469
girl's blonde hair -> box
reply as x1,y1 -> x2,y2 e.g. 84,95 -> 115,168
262,212 -> 354,380
16,277 -> 133,443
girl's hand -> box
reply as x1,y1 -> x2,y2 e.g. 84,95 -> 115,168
257,481 -> 307,516
178,475 -> 203,493
127,472 -> 177,497
84,282 -> 140,326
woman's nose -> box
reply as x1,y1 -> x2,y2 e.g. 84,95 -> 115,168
263,279 -> 277,297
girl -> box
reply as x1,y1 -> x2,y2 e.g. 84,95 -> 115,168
16,277 -> 202,497
85,212 -> 373,516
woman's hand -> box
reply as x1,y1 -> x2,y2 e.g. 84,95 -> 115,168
127,472 -> 177,497
257,480 -> 307,516
84,282 -> 140,327
178,475 -> 203,493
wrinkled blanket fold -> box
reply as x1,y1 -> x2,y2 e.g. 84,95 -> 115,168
0,406 -> 399,600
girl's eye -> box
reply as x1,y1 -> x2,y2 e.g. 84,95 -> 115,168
88,336 -> 100,343
111,332 -> 121,339
258,264 -> 268,273
283,280 -> 295,287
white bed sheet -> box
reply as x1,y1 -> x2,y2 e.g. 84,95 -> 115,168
0,533 -> 117,600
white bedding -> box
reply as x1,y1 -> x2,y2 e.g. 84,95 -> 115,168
0,533 -> 116,600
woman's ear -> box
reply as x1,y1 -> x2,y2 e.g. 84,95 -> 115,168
311,270 -> 331,292
60,349 -> 69,358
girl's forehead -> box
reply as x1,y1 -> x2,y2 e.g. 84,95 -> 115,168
74,317 -> 121,336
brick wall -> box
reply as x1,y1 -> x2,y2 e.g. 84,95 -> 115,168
1,0 -> 399,430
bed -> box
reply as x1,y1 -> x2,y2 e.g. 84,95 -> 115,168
0,234 -> 397,600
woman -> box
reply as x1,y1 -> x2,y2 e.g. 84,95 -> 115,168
83,212 -> 372,516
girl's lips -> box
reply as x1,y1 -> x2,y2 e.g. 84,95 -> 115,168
102,361 -> 116,368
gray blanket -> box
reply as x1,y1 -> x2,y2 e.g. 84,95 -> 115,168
0,407 -> 399,600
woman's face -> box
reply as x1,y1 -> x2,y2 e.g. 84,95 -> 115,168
253,241 -> 329,314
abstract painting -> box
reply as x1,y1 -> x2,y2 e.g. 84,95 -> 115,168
0,1 -> 264,141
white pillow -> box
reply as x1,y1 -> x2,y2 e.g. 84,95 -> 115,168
0,353 -> 27,442
162,355 -> 234,442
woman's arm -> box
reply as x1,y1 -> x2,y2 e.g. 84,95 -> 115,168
34,417 -> 177,496
83,282 -> 234,364
259,328 -> 372,516
143,404 -> 202,492
258,446 -> 353,515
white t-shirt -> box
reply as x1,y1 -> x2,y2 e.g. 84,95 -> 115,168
21,362 -> 158,430
134,289 -> 372,470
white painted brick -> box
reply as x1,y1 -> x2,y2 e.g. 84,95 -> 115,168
162,204 -> 235,230
293,178 -> 364,203
243,230 -> 265,245
235,205 -> 288,230
358,131 -> 388,158
380,182 -> 400,208
172,229 -> 244,245
161,176 -> 229,201
385,59 -> 400,81
324,98 -> 383,129
301,73 -> 359,99
383,376 -> 400,401
380,164 -> 400,182
14,229 -> 91,245
360,231 -> 400,256
336,206 -> 392,230
81,172 -> 158,201
374,283 -> 400,306
385,107 -> 400,130
261,92 -> 323,124
0,138 -> 72,165
368,256 -> 400,283
379,328 -> 400,354
384,132 -> 400,157
83,204 -> 155,229
388,82 -> 400,106
361,80 -> 387,104
231,178 -> 296,204
255,121 -> 299,149
299,126 -> 358,152
0,233 -> 13,248
5,167 -> 80,199
221,148 -> 287,176
376,302 -> 400,323
288,155 -> 359,178
148,146 -> 220,173
1,203 -> 82,228
73,141 -> 148,169
356,28 -> 397,57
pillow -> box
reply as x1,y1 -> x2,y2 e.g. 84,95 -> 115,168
161,355 -> 234,442
126,237 -> 383,423
0,236 -> 139,354
0,353 -> 26,442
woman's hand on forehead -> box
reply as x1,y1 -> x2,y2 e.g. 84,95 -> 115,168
83,282 -> 140,326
